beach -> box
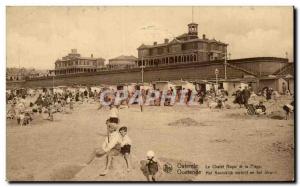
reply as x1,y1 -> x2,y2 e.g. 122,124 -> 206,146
6,97 -> 294,181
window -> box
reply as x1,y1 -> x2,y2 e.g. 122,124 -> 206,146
198,43 -> 203,49
219,45 -> 223,51
158,48 -> 163,54
193,42 -> 198,49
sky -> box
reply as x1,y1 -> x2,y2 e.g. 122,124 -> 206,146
6,6 -> 294,70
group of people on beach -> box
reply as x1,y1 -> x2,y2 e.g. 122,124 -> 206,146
86,103 -> 162,181
6,84 -> 294,181
7,83 -> 295,126
6,89 -> 78,126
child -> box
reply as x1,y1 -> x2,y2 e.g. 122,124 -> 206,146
85,123 -> 122,176
106,104 -> 128,133
69,98 -> 74,110
47,103 -> 54,121
108,104 -> 120,124
255,101 -> 267,115
143,150 -> 161,181
283,101 -> 294,120
100,123 -> 122,176
119,126 -> 132,172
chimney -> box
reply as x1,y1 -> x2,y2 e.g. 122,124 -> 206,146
71,49 -> 77,54
202,34 -> 206,40
153,42 -> 157,46
91,54 -> 93,58
164,38 -> 169,44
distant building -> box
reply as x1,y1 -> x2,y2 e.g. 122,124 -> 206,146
108,55 -> 137,69
136,23 -> 227,67
6,67 -> 37,81
6,68 -> 25,81
51,49 -> 105,75
6,67 -> 52,81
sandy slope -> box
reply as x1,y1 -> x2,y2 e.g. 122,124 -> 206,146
6,97 -> 294,181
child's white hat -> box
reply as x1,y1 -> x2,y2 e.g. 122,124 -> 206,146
146,150 -> 155,158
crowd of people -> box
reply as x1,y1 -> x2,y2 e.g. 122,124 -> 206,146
6,84 -> 294,126
6,84 -> 294,181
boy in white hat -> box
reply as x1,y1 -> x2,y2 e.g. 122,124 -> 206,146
143,150 -> 162,181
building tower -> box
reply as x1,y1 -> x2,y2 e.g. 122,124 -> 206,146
187,23 -> 198,39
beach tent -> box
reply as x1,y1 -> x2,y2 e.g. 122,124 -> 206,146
172,80 -> 196,92
153,81 -> 176,91
108,85 -> 117,91
126,83 -> 137,93
90,86 -> 103,93
139,83 -> 154,91
53,87 -> 64,94
66,87 -> 77,93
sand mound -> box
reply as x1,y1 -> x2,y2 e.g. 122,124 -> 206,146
74,155 -> 145,181
168,118 -> 207,127
268,111 -> 286,120
34,163 -> 85,181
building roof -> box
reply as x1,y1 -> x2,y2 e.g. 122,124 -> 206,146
137,35 -> 227,50
176,33 -> 189,39
228,57 -> 288,64
273,63 -> 294,75
109,55 -> 137,61
57,56 -> 105,62
78,57 -> 105,61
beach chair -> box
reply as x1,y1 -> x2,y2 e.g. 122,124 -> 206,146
246,104 -> 256,115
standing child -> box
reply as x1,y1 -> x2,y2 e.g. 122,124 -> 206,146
108,104 -> 120,124
142,150 -> 162,181
119,126 -> 132,172
70,98 -> 74,110
47,103 -> 54,121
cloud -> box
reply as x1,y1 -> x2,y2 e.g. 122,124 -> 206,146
6,6 -> 294,69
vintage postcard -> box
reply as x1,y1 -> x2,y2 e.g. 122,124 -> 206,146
6,6 -> 294,182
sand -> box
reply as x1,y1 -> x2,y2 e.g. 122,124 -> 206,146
6,96 -> 294,181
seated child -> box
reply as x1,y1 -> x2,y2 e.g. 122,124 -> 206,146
119,126 -> 132,172
85,123 -> 122,176
100,123 -> 122,176
255,101 -> 266,115
7,104 -> 16,119
32,104 -> 38,113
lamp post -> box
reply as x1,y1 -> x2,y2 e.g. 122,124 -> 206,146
141,55 -> 144,83
215,68 -> 219,94
224,46 -> 227,80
